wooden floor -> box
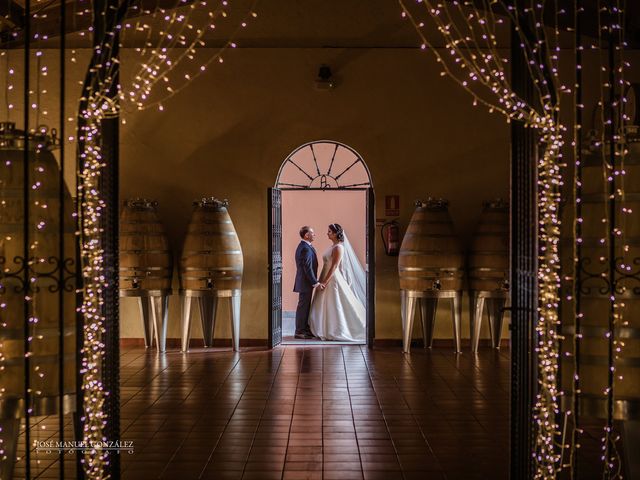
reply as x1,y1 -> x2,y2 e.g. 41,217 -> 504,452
119,345 -> 510,480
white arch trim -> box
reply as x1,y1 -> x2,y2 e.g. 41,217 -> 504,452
275,140 -> 372,189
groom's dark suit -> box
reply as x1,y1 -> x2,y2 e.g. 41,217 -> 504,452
293,240 -> 319,335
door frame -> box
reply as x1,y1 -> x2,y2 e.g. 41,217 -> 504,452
268,187 -> 375,348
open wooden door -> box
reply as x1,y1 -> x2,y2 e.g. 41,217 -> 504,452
268,188 -> 283,348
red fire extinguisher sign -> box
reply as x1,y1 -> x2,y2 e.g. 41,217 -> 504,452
385,195 -> 400,217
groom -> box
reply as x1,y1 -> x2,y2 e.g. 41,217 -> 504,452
293,226 -> 323,339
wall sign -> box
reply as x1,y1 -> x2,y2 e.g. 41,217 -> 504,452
385,195 -> 400,217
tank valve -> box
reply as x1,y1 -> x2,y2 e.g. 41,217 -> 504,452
432,279 -> 441,290
206,277 -> 214,289
132,277 -> 140,289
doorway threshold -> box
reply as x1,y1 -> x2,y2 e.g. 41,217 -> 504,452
282,336 -> 366,346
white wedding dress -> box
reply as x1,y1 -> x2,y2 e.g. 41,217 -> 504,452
309,242 -> 366,342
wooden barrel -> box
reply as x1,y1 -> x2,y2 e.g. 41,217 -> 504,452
468,199 -> 509,292
560,148 -> 640,420
180,198 -> 243,292
0,122 -> 76,414
119,198 -> 172,293
398,198 -> 464,292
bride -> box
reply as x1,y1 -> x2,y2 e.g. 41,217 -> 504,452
309,223 -> 366,341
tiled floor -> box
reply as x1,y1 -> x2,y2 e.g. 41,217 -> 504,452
10,344 -> 629,479
280,310 -> 366,345
118,345 -> 509,479
8,345 -> 510,479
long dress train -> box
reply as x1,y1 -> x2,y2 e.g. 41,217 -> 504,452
309,244 -> 366,341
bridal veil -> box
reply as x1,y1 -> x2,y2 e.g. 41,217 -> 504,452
339,233 -> 367,307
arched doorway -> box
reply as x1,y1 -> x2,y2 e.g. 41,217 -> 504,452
268,140 -> 375,348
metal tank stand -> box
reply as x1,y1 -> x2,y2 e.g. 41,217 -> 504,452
401,290 -> 462,353
469,290 -> 509,352
120,289 -> 171,352
181,289 -> 241,352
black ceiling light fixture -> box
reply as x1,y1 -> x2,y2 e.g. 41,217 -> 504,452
315,64 -> 335,90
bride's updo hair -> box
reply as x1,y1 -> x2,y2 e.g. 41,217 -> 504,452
329,223 -> 345,242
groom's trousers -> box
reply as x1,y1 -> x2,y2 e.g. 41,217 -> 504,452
295,291 -> 313,334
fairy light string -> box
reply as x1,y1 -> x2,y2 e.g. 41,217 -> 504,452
602,1 -> 628,476
76,6 -> 114,477
4,0 -> 261,150
398,1 -> 567,476
3,0 -> 629,478
5,0 -> 259,475
400,0 -> 634,477
71,1 -> 260,476
604,2 -> 617,472
568,0 -> 584,475
119,0 -> 260,112
0,5 -> 79,476
60,0 -> 262,116
587,1 -> 630,476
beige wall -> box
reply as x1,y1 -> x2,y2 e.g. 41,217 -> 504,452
1,46 -> 514,342
3,45 -> 640,344
115,47 -> 511,342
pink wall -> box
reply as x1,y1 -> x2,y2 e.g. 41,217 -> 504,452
282,190 -> 367,311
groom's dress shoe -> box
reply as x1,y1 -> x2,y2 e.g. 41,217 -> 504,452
294,332 -> 315,339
